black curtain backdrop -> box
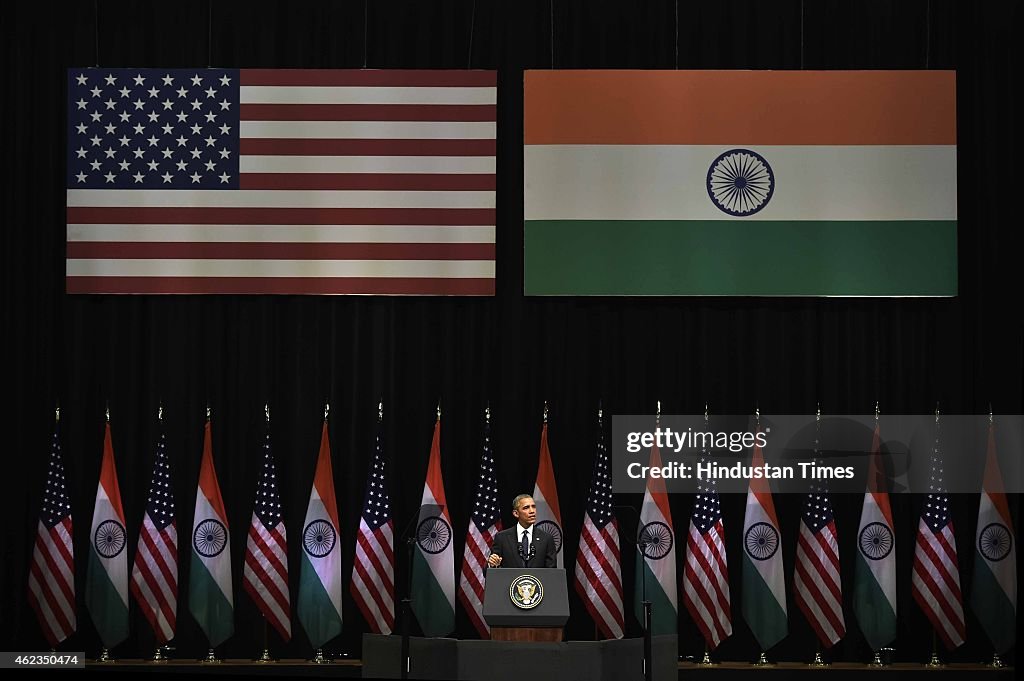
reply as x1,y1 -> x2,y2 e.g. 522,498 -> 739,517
2,0 -> 1020,666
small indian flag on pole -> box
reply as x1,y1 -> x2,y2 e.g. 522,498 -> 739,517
297,417 -> 343,649
411,410 -> 456,636
533,405 -> 564,568
189,415 -> 234,648
740,426 -> 787,652
85,418 -> 129,649
969,420 -> 1016,654
634,436 -> 678,634
524,70 -> 956,296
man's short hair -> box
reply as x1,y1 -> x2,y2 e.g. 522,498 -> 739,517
511,494 -> 533,512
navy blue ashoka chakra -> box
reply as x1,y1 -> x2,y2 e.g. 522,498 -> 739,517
94,519 -> 127,558
193,518 -> 228,558
303,519 -> 337,558
535,520 -> 563,553
417,515 -> 452,554
640,521 -> 674,560
858,521 -> 894,561
707,148 -> 775,216
744,521 -> 780,561
979,522 -> 1012,562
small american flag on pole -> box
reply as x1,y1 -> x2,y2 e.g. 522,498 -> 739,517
794,490 -> 845,647
130,428 -> 179,644
242,429 -> 291,640
683,451 -> 732,649
351,409 -> 395,634
911,423 -> 966,649
458,408 -> 502,637
574,407 -> 624,639
66,68 -> 496,295
28,418 -> 76,646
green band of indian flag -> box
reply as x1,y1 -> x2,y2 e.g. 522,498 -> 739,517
524,71 -> 957,296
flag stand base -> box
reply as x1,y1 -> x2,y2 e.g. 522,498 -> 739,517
97,647 -> 115,664
753,652 -> 774,667
312,648 -> 329,664
256,648 -> 274,663
202,648 -> 221,664
988,654 -> 1005,669
925,651 -> 945,668
151,646 -> 168,663
868,652 -> 886,667
810,652 -> 829,667
697,651 -> 718,667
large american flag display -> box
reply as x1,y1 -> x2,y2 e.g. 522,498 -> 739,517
911,429 -> 966,649
28,423 -> 76,646
683,452 -> 732,649
458,413 -> 502,637
129,431 -> 179,644
66,68 -> 496,295
351,417 -> 395,634
242,430 -> 291,640
573,410 -> 624,639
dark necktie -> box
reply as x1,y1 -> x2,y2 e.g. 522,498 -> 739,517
521,529 -> 530,565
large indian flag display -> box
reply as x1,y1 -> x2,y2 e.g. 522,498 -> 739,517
524,71 -> 957,296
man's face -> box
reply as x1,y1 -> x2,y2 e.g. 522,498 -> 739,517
513,496 -> 537,527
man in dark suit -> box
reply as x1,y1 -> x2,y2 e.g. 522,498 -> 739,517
487,494 -> 557,569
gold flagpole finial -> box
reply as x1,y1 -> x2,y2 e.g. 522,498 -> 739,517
436,401 -> 441,421
324,401 -> 330,421
543,401 -> 549,424
378,400 -> 384,422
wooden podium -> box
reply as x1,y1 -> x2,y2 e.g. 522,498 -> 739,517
491,626 -> 563,642
483,568 -> 569,642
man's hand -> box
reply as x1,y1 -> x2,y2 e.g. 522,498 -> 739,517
487,553 -> 502,567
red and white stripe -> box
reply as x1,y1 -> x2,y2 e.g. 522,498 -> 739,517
912,520 -> 966,648
28,517 -> 76,645
130,516 -> 178,643
574,515 -> 624,639
243,516 -> 291,640
794,518 -> 845,647
351,517 -> 395,634
67,70 -> 496,295
683,519 -> 732,648
458,521 -> 500,637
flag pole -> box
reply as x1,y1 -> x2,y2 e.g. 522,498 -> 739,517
697,404 -> 719,668
99,403 -> 113,664
255,403 -> 274,664
149,404 -> 170,664
925,630 -> 943,667
751,408 -> 774,668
